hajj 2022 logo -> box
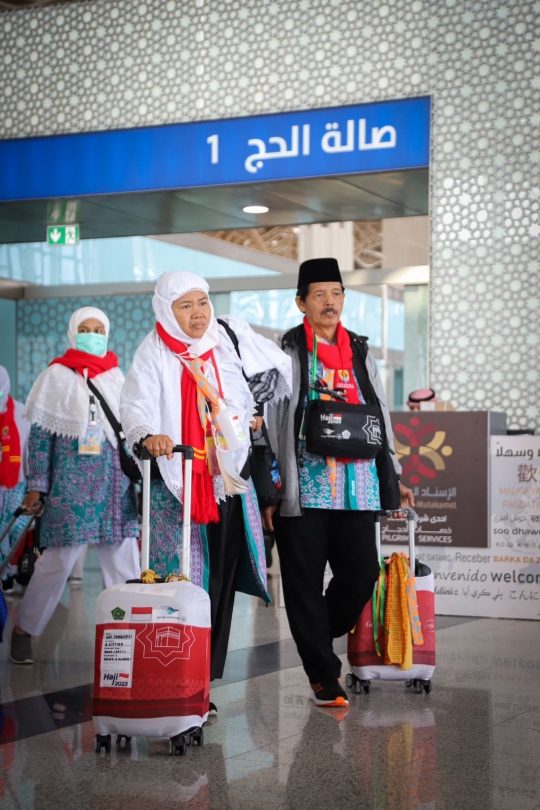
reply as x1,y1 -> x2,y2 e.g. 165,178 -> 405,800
393,417 -> 453,486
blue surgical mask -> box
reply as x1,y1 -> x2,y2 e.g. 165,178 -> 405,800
75,332 -> 108,356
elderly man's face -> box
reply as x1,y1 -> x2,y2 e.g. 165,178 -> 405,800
172,291 -> 211,338
296,282 -> 345,334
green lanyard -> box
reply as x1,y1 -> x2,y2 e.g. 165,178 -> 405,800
309,331 -> 318,400
300,331 -> 319,439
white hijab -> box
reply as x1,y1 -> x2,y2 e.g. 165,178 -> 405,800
152,271 -> 221,356
24,306 -> 124,447
121,271 -> 292,503
67,306 -> 111,354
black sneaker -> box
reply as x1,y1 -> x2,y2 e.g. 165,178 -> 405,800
208,701 -> 218,716
10,631 -> 34,665
309,679 -> 349,707
2,576 -> 14,593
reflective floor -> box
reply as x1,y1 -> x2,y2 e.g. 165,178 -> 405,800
1,549 -> 539,809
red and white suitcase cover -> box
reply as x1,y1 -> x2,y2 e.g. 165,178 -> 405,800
93,581 -> 210,738
348,569 -> 436,681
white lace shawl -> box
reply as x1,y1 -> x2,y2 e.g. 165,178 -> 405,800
120,317 -> 292,503
24,363 -> 125,449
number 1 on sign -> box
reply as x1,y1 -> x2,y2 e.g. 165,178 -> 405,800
207,134 -> 219,164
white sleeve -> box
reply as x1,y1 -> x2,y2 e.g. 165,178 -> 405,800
120,335 -> 164,451
218,315 -> 292,403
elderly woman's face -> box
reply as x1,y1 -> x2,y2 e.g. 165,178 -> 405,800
172,291 -> 211,338
78,318 -> 106,334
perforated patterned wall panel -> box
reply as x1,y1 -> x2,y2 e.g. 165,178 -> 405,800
2,0 -> 539,427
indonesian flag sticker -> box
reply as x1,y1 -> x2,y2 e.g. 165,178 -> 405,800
131,607 -> 152,622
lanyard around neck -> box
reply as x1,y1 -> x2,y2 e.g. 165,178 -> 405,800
309,331 -> 318,401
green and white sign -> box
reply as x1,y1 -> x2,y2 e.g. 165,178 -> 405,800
46,224 -> 80,246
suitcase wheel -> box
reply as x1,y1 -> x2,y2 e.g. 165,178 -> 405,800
95,734 -> 112,754
188,727 -> 204,747
116,735 -> 131,749
345,673 -> 371,695
406,679 -> 432,694
169,733 -> 188,756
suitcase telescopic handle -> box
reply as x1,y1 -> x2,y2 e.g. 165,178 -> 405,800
374,508 -> 417,570
140,444 -> 194,461
140,444 -> 195,575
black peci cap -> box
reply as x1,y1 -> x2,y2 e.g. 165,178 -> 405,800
297,258 -> 343,292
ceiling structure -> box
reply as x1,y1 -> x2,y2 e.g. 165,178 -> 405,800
0,0 -> 78,9
0,168 -> 428,245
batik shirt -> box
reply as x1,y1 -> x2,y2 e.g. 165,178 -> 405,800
297,346 -> 381,511
27,424 -> 139,547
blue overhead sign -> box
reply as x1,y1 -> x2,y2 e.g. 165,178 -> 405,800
0,97 -> 430,202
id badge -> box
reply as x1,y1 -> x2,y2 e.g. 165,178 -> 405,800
79,422 -> 103,455
205,435 -> 221,477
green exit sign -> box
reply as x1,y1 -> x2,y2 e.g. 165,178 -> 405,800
46,224 -> 80,246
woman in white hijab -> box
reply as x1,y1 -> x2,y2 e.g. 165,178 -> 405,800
0,366 -> 31,591
121,271 -> 291,704
10,307 -> 140,666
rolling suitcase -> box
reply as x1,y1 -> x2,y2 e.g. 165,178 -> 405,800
346,509 -> 436,695
0,506 -> 39,580
93,445 -> 211,756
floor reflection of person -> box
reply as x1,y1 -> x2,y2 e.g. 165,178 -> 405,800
286,709 -> 365,810
120,271 -> 292,713
10,307 -> 140,665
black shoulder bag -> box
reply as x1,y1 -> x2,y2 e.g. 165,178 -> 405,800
250,423 -> 283,507
304,333 -> 385,460
86,378 -> 142,484
302,330 -> 400,510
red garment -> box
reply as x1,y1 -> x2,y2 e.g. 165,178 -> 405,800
49,348 -> 119,378
303,318 -> 359,404
0,396 -> 21,489
156,322 -> 220,525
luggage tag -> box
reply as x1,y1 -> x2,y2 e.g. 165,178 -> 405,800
204,402 -> 224,477
79,394 -> 103,455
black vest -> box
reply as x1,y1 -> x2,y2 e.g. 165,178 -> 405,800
282,323 -> 400,510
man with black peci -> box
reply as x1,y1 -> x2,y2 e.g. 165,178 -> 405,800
264,258 -> 414,708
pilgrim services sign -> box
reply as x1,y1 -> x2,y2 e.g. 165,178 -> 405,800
382,411 -> 489,549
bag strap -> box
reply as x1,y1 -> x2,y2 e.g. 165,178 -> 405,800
217,318 -> 276,453
85,377 -> 127,447
217,318 -> 249,383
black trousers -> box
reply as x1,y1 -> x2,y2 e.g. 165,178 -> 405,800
275,508 -> 379,683
206,494 -> 245,681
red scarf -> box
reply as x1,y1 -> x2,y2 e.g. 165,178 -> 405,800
0,396 -> 21,489
50,348 -> 119,378
303,318 -> 359,404
156,322 -> 220,525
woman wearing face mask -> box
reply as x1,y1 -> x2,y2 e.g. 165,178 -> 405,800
10,307 -> 140,665
120,272 -> 291,708
0,366 -> 31,592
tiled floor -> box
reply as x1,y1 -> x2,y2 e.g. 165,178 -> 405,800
0,549 -> 539,809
